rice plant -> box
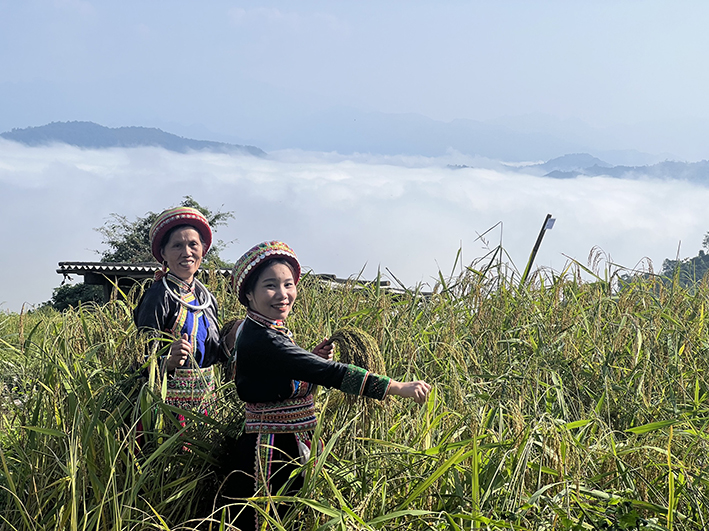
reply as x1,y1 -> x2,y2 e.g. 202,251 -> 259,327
2,252 -> 709,530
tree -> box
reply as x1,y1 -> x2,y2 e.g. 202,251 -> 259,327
660,236 -> 709,286
96,196 -> 234,267
46,283 -> 103,311
97,213 -> 155,263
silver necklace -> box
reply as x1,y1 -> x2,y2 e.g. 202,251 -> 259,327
162,276 -> 212,311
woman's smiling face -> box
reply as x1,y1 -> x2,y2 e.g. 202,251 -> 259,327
245,262 -> 297,321
160,226 -> 204,283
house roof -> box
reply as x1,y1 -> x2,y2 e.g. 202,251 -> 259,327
56,261 -> 231,278
54,261 -> 426,298
55,262 -> 392,287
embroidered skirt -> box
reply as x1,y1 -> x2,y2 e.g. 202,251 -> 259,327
164,366 -> 216,424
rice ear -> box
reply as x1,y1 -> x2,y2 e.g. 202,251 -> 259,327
330,326 -> 386,375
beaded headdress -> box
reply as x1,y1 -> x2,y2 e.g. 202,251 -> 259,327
231,241 -> 301,306
149,206 -> 213,262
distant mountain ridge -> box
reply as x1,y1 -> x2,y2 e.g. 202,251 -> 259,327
534,153 -> 612,173
1,121 -> 265,156
527,153 -> 709,184
443,152 -> 709,185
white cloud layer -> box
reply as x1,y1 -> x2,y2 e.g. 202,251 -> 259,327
1,140 -> 707,312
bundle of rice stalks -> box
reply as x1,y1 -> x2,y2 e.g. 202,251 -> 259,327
330,326 -> 386,376
329,327 -> 391,435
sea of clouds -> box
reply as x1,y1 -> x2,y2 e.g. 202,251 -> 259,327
1,139 -> 707,313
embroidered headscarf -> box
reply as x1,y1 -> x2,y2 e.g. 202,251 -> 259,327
231,241 -> 301,306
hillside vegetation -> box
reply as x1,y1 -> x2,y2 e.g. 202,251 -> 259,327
1,258 -> 708,530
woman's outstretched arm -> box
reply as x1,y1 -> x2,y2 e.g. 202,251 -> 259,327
386,380 -> 431,404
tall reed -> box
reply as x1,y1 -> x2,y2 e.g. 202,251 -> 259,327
1,255 -> 708,530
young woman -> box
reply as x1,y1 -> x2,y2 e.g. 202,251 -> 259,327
133,206 -> 225,418
223,241 -> 430,529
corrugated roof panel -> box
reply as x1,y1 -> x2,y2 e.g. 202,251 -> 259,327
56,261 -> 231,276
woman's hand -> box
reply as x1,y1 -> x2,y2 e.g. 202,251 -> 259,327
387,380 -> 431,404
166,333 -> 192,371
312,337 -> 334,361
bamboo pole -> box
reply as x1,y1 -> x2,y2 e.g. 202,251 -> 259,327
520,213 -> 554,286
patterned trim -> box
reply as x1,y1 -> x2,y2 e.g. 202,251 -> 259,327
369,374 -> 392,400
256,432 -> 275,491
245,395 -> 318,434
246,310 -> 293,339
231,241 -> 301,305
169,304 -> 188,336
341,364 -> 391,400
163,366 -> 216,427
254,432 -> 275,531
149,206 -> 212,262
341,365 -> 369,395
290,378 -> 315,398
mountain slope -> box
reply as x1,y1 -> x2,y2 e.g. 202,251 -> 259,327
541,159 -> 709,183
1,121 -> 265,156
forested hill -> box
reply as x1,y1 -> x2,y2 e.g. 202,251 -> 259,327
0,121 -> 265,156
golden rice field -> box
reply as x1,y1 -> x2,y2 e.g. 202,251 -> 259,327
1,254 -> 708,530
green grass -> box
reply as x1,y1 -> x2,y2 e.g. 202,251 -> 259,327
2,257 -> 709,530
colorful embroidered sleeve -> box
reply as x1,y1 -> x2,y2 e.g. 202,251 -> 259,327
340,365 -> 391,400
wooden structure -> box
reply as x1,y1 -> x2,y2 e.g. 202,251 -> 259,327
56,262 -> 231,302
56,262 -> 394,303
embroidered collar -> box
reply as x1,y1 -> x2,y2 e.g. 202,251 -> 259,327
163,274 -> 212,311
246,309 -> 293,339
165,273 -> 194,293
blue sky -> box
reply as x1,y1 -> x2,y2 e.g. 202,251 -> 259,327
2,1 -> 709,158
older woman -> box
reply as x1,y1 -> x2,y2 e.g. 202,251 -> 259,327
223,241 -> 430,529
133,206 -> 225,418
